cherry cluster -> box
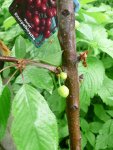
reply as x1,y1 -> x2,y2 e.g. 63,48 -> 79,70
16,0 -> 56,39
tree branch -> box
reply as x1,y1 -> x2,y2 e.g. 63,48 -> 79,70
0,56 -> 59,74
57,0 -> 81,149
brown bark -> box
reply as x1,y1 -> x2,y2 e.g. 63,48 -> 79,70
57,0 -> 81,150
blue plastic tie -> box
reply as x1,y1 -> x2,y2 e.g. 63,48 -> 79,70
73,0 -> 80,12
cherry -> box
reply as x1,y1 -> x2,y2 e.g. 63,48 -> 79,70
58,85 -> 69,98
41,3 -> 47,12
36,0 -> 41,8
28,0 -> 34,5
26,10 -> 32,20
52,8 -> 57,16
46,9 -> 54,18
35,26 -> 40,33
34,10 -> 39,15
46,18 -> 51,28
40,26 -> 45,32
33,15 -> 40,26
40,18 -> 46,26
59,72 -> 67,80
31,31 -> 39,38
44,30 -> 51,38
42,0 -> 47,3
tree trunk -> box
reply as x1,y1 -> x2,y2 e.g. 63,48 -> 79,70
57,0 -> 81,149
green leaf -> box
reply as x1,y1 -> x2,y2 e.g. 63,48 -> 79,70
84,11 -> 110,24
0,24 -> 23,42
89,122 -> 103,133
58,118 -> 68,140
95,120 -> 113,150
81,133 -> 87,150
80,0 -> 97,5
15,66 -> 53,92
94,104 -> 110,122
11,84 -> 58,150
79,57 -> 105,112
3,16 -> 16,30
106,110 -> 113,117
102,56 -> 113,69
15,36 -> 26,58
78,24 -> 113,57
0,86 -> 11,140
34,32 -> 62,66
47,89 -> 66,117
85,131 -> 95,146
80,118 -> 89,132
98,77 -> 113,106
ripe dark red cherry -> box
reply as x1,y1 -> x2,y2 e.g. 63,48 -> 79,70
35,26 -> 40,33
26,10 -> 32,20
40,18 -> 46,26
40,26 -> 45,32
46,9 -> 54,18
42,0 -> 47,3
31,31 -> 39,38
44,30 -> 51,38
34,10 -> 39,15
52,8 -> 57,16
28,0 -> 34,5
41,3 -> 47,12
33,15 -> 40,26
36,0 -> 41,8
46,18 -> 51,28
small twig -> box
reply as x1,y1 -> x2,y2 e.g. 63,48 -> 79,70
6,70 -> 18,85
0,64 -> 15,74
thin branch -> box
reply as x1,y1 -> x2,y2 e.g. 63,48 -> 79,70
57,0 -> 81,149
0,56 -> 59,74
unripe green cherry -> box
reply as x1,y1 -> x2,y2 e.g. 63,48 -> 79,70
60,72 -> 67,80
58,85 -> 69,98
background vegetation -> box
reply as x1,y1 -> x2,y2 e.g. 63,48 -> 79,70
0,0 -> 113,150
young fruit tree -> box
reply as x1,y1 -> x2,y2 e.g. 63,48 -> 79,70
0,0 -> 81,149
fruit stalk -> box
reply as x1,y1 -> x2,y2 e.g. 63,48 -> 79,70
57,0 -> 81,149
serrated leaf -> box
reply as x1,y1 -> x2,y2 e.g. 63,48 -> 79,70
98,77 -> 113,106
0,24 -> 23,42
34,32 -> 62,66
95,120 -> 113,150
89,122 -> 103,133
80,0 -> 97,5
15,66 -> 53,92
80,118 -> 89,132
58,118 -> 68,140
0,86 -> 11,140
94,104 -> 110,122
47,89 -> 66,117
78,24 -> 113,57
3,16 -> 16,30
85,131 -> 95,146
15,36 -> 26,58
102,56 -> 113,69
79,57 -> 105,112
11,84 -> 58,150
81,133 -> 87,150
